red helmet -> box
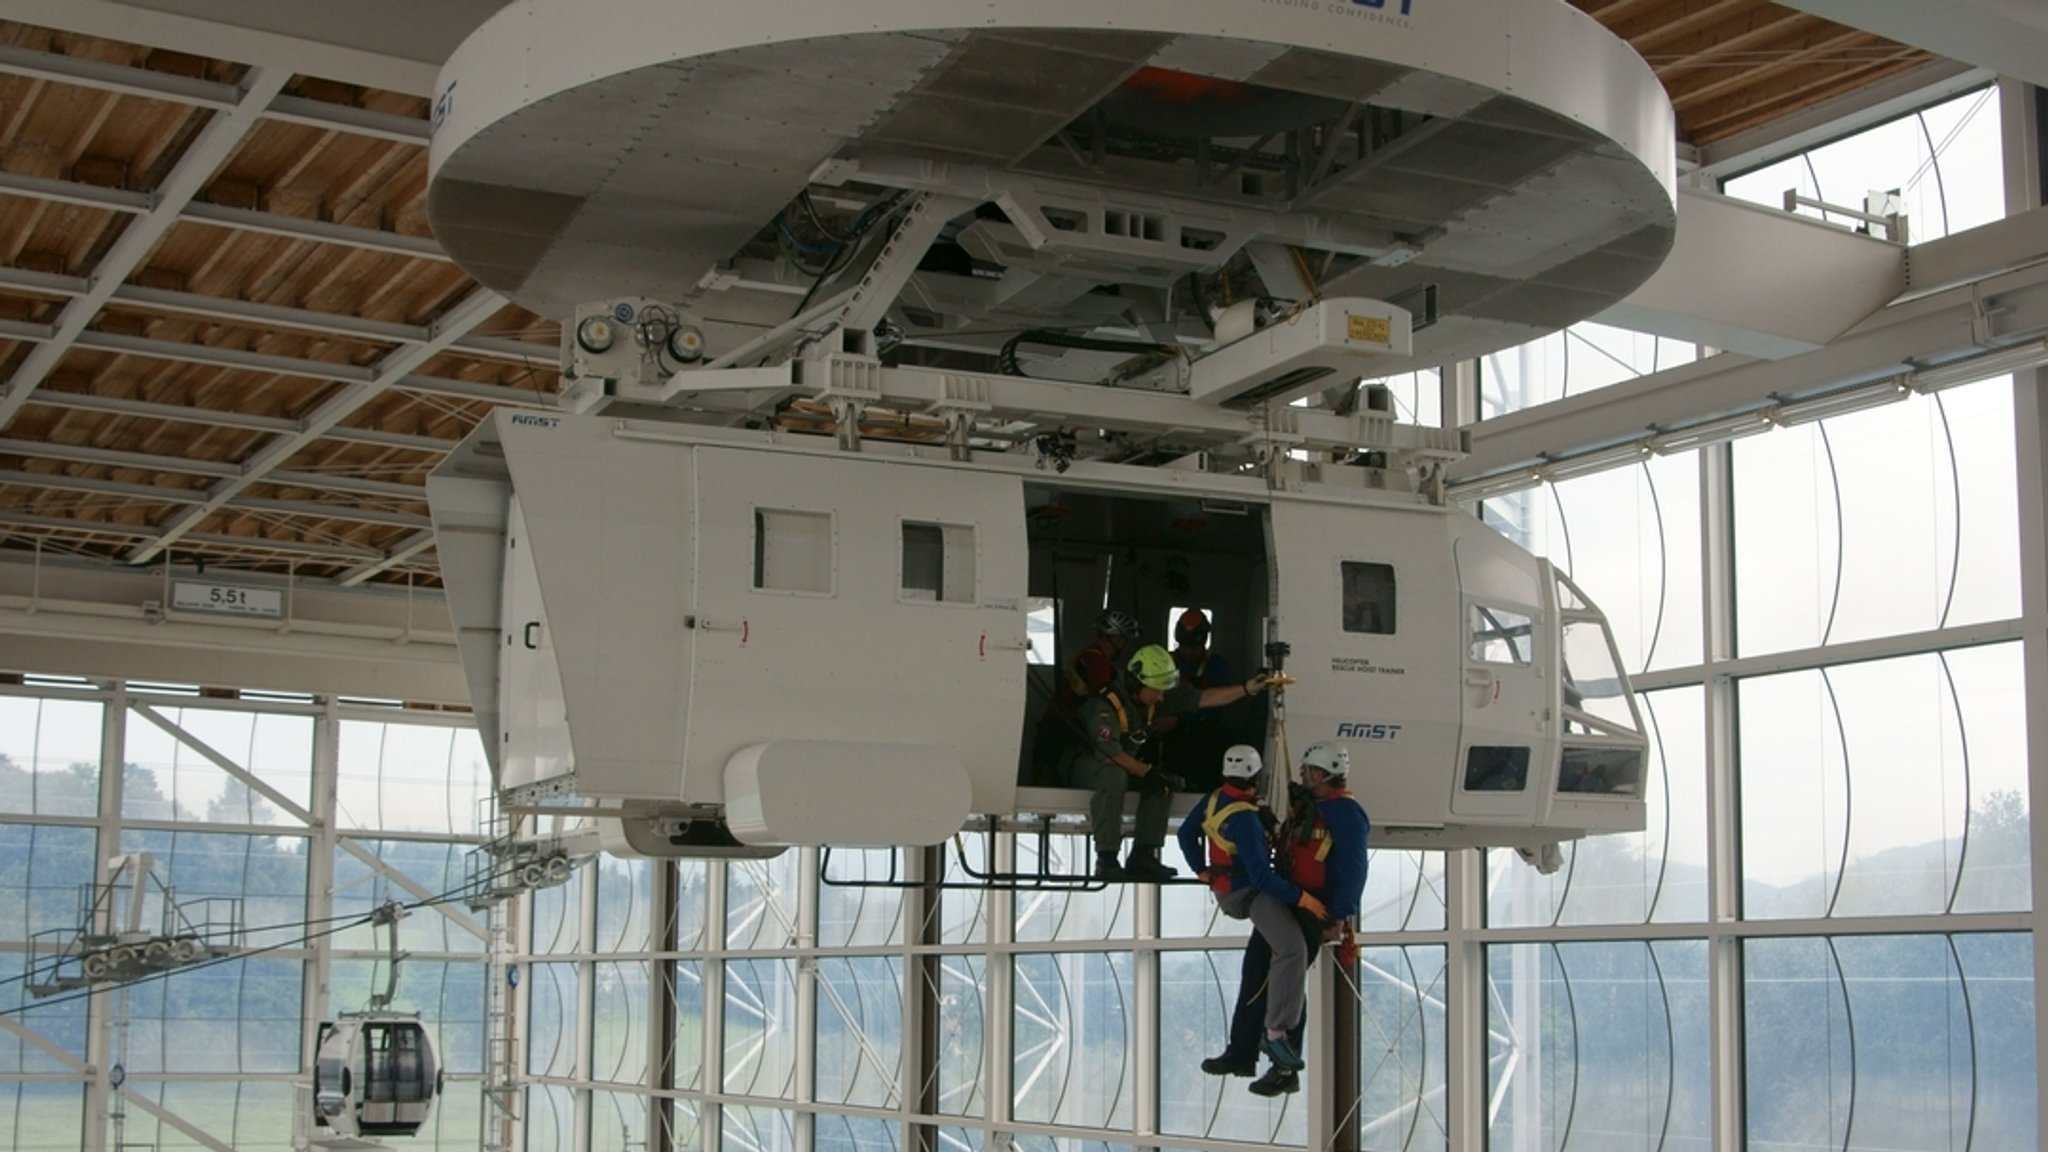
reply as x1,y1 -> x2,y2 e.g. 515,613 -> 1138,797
1174,608 -> 1212,647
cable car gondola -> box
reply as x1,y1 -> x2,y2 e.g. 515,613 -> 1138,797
313,1014 -> 441,1140
309,904 -> 441,1144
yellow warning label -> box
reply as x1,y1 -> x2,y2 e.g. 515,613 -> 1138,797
1347,314 -> 1391,345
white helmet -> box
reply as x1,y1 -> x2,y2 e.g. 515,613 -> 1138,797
1221,745 -> 1263,780
1301,742 -> 1350,778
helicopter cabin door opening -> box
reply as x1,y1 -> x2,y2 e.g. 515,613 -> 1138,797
1017,485 -> 1272,800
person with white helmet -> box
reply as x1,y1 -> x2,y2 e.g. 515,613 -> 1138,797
1071,646 -> 1282,881
1188,741 -> 1371,1096
1176,743 -> 1332,1087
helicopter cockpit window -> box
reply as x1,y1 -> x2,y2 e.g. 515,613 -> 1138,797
1341,562 -> 1396,634
901,520 -> 976,604
753,508 -> 833,594
1469,604 -> 1535,665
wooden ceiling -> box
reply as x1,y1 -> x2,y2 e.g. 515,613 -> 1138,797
0,5 -> 1951,589
1570,0 -> 1942,145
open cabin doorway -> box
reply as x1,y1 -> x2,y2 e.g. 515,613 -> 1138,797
1016,483 -> 1273,799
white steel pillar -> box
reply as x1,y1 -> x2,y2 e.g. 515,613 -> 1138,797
2001,76 -> 2048,1152
81,680 -> 125,1152
1699,441 -> 1745,1152
1441,848 -> 1486,1151
574,856 -> 600,1152
302,698 -> 341,1136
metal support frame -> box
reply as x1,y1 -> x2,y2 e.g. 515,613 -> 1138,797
0,65 -> 291,427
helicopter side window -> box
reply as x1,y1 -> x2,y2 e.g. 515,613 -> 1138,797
1463,745 -> 1530,792
901,520 -> 977,604
1469,604 -> 1534,665
1341,562 -> 1396,634
753,508 -> 834,594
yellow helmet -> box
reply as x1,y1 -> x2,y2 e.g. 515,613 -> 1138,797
1126,644 -> 1180,691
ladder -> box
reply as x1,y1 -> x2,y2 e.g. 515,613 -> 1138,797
481,897 -> 521,1152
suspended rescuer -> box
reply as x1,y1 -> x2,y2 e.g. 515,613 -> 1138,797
1184,742 -> 1370,1097
1071,645 -> 1285,881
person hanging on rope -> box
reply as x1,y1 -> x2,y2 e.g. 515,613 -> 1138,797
1187,741 -> 1370,1096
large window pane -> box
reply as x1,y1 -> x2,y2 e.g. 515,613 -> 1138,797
1489,453 -> 1703,673
336,719 -> 491,835
118,828 -> 307,947
123,956 -> 302,1074
592,959 -> 649,1086
596,856 -> 651,954
728,854 -> 799,951
1746,933 -> 2031,1151
817,849 -> 904,948
936,955 -> 985,1118
1723,87 -> 2004,241
1741,644 -> 2029,920
1489,941 -> 1708,1152
814,956 -> 902,1108
334,839 -> 485,954
1013,952 -> 1132,1130
1158,948 -> 1305,1145
0,695 -> 101,818
724,958 -> 798,1099
1734,382 -> 2018,655
1014,836 -> 1133,943
123,705 -> 312,825
1481,322 -> 1699,417
1358,946 -> 1449,1152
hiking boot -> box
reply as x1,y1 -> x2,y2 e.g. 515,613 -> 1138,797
1200,1052 -> 1258,1077
1248,1067 -> 1300,1097
1122,847 -> 1176,883
1261,1033 -> 1305,1071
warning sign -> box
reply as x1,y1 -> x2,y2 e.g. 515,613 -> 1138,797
1346,314 -> 1392,345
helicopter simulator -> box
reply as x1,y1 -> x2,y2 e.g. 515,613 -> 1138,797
422,0 -> 1673,863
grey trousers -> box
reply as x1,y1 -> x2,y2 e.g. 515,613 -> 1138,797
1217,887 -> 1311,1034
1070,756 -> 1168,859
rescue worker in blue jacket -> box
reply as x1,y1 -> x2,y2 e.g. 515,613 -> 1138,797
1176,744 -> 1330,1080
1193,742 -> 1371,1096
1073,646 -> 1278,881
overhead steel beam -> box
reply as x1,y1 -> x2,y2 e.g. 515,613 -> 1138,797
0,44 -> 433,145
181,531 -> 383,561
129,288 -> 507,563
0,318 -> 58,343
452,334 -> 557,365
180,201 -> 448,262
263,93 -> 430,146
0,466 -> 207,503
265,470 -> 427,500
323,425 -> 459,454
0,174 -> 445,266
110,284 -> 424,344
23,390 -> 459,453
0,41 -> 240,107
336,528 -> 437,587
0,436 -> 241,479
0,169 -> 150,214
26,390 -> 300,434
72,329 -> 373,384
0,66 -> 289,429
0,467 -> 429,530
397,373 -> 555,408
208,495 -> 430,530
